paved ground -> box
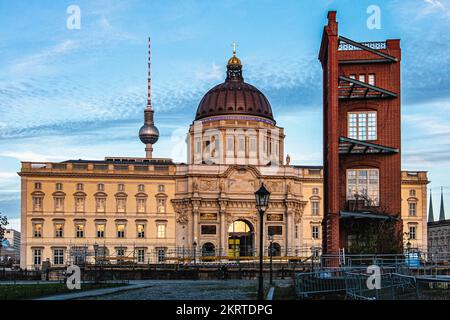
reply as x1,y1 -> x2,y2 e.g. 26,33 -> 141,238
35,282 -> 151,300
81,280 -> 261,300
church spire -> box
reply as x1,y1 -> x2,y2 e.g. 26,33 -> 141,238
428,190 -> 434,222
139,37 -> 159,158
439,186 -> 446,221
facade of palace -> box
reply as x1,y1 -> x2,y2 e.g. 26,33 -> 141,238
19,23 -> 429,269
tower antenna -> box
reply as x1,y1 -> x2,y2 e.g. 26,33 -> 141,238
139,36 -> 159,158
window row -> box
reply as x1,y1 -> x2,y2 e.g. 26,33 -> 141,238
349,73 -> 376,86
195,135 -> 279,157
32,196 -> 167,213
32,247 -> 167,266
34,182 -> 165,193
32,222 -> 167,239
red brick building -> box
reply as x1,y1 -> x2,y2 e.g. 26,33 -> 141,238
319,11 -> 403,254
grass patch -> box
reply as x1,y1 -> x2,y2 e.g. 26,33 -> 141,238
0,282 -> 125,300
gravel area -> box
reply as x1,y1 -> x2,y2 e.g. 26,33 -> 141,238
82,280 -> 258,300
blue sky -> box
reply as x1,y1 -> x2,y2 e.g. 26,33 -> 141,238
1,0 -> 450,229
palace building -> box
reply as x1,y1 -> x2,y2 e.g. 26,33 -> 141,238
19,15 -> 428,269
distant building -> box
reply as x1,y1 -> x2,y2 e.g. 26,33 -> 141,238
4,229 -> 21,252
428,188 -> 449,259
1,229 -> 21,264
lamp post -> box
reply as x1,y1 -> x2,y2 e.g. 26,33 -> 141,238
268,233 -> 274,285
193,239 -> 198,266
93,244 -> 99,284
255,183 -> 270,300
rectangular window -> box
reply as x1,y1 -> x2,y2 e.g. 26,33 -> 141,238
33,249 -> 42,265
76,183 -> 83,191
118,184 -> 125,191
75,224 -> 84,238
116,248 -> 125,263
55,224 -> 64,238
157,198 -> 166,213
368,73 -> 375,85
238,138 -> 245,152
349,74 -> 356,80
157,225 -> 166,238
195,138 -> 201,154
201,225 -> 217,235
33,224 -> 42,238
409,226 -> 416,240
98,183 -> 104,191
138,184 -> 145,192
96,224 -> 105,238
268,226 -> 282,236
295,225 -> 298,239
157,248 -> 166,263
137,249 -> 145,263
116,198 -> 126,213
117,224 -> 125,238
409,202 -> 417,216
75,197 -> 85,212
33,197 -> 43,211
137,198 -> 146,213
227,137 -> 234,152
56,183 -> 63,191
35,182 -> 42,190
358,74 -> 366,82
96,198 -> 106,213
158,185 -> 165,193
53,249 -> 64,265
311,201 -> 320,215
249,138 -> 257,152
346,169 -> 379,206
54,197 -> 64,212
348,111 -> 377,141
312,226 -> 320,239
137,224 -> 145,238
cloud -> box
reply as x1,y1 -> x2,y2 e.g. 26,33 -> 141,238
3,218 -> 20,232
0,54 -> 320,140
0,151 -> 67,162
8,40 -> 78,76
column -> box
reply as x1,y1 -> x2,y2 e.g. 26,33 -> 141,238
286,211 -> 293,256
193,209 -> 199,241
220,211 -> 226,257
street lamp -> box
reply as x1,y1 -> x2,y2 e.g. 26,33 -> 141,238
93,244 -> 99,284
255,183 -> 270,300
193,239 -> 198,266
268,233 -> 274,285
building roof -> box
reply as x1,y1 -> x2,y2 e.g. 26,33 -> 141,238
63,158 -> 174,165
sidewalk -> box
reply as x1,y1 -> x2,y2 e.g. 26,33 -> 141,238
34,282 -> 153,300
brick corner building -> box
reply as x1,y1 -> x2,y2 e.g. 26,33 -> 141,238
319,11 -> 403,255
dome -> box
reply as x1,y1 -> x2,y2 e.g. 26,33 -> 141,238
195,50 -> 274,122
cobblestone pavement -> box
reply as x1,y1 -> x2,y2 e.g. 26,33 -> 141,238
82,280 -> 258,300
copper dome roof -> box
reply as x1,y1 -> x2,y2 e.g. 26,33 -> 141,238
195,51 -> 274,122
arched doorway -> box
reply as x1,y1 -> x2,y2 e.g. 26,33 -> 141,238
202,242 -> 215,257
271,242 -> 281,257
228,220 -> 254,258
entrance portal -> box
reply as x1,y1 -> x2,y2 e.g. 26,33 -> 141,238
228,220 -> 254,258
